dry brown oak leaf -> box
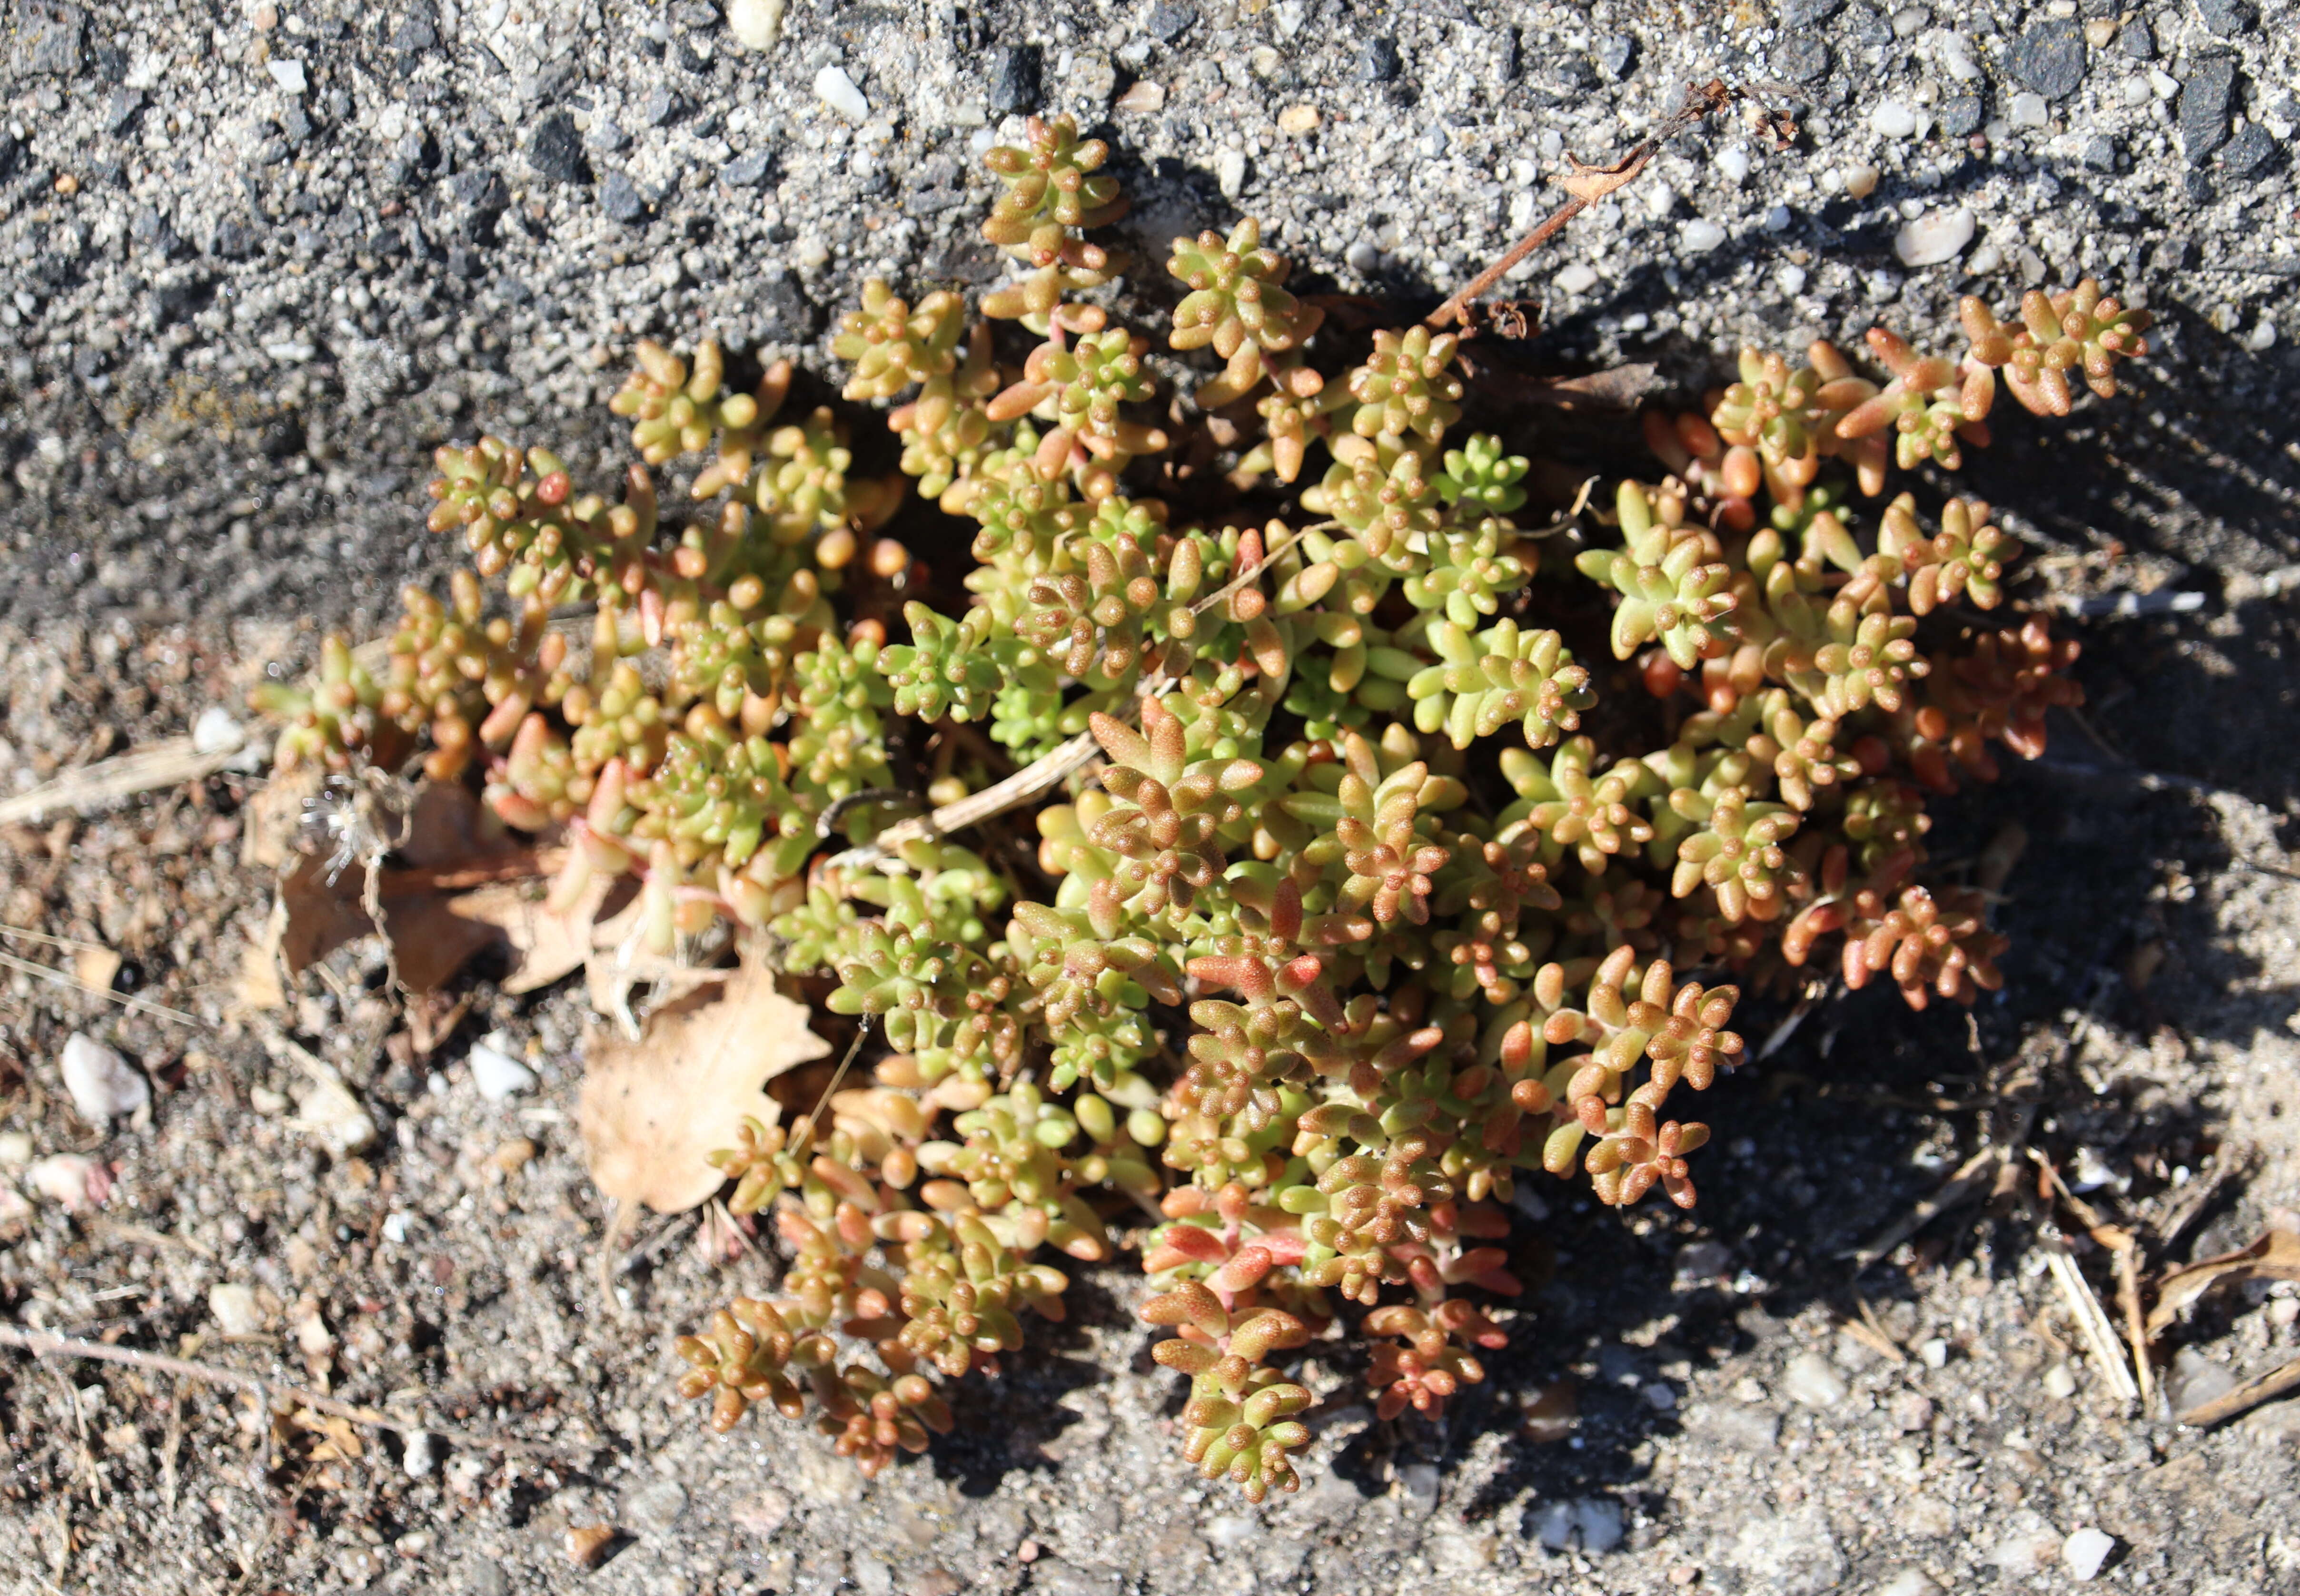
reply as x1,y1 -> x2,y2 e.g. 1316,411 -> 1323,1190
576,959 -> 831,1213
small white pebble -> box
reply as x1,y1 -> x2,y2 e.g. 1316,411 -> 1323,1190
1894,206 -> 1974,267
191,705 -> 245,755
61,1034 -> 149,1122
2042,1362 -> 2078,1399
403,1430 -> 441,1478
726,0 -> 784,51
1204,1515 -> 1257,1549
1842,163 -> 1880,199
0,1129 -> 30,1166
265,58 -> 307,93
1554,262 -> 1599,294
1777,264 -> 1808,295
793,234 -> 831,269
293,1078 -> 378,1155
1872,99 -> 1919,138
1216,147 -> 1247,199
27,1154 -> 102,1209
1716,146 -> 1751,183
1645,181 -> 1678,218
209,1283 -> 264,1339
1918,1337 -> 1950,1369
1679,218 -> 1726,253
1783,1350 -> 1849,1408
2148,69 -> 2178,99
2063,1527 -> 2116,1581
1933,31 -> 1980,81
2008,91 -> 2049,128
382,1212 -> 412,1244
1965,242 -> 2003,276
813,65 -> 869,124
468,1041 -> 537,1101
1875,1570 -> 1942,1596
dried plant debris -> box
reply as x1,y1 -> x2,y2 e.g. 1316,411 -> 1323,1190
250,108 -> 2145,1501
2148,1228 -> 2300,1338
269,779 -> 547,993
576,958 -> 831,1214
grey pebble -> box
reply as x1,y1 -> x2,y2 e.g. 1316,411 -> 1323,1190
392,16 -> 437,52
103,88 -> 145,134
1772,36 -> 1832,84
2179,58 -> 2236,162
672,0 -> 720,28
2005,19 -> 2086,101
1778,0 -> 1844,24
12,8 -> 81,76
589,117 -> 631,152
1938,91 -> 1983,137
986,44 -> 1041,118
720,149 -> 773,187
1685,1400 -> 1784,1448
455,170 -> 511,216
2218,123 -> 2278,178
526,112 -> 591,185
904,183 -> 965,216
211,218 -> 260,260
1143,2 -> 1196,44
753,272 -> 823,340
1595,33 -> 1636,80
1358,34 -> 1402,82
2120,16 -> 2153,58
464,1557 -> 510,1596
1843,3 -> 1893,47
2192,0 -> 2254,37
2080,134 -> 2116,171
622,1478 -> 688,1535
601,169 -> 650,223
642,85 -> 683,128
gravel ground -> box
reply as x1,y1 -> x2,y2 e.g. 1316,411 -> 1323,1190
4,0 -> 2300,1592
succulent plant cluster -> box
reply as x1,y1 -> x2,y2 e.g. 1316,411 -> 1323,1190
259,114 -> 2137,1500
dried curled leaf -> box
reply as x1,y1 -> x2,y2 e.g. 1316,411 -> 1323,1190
576,959 -> 831,1213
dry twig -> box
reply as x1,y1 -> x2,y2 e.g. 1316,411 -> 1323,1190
0,1325 -> 584,1461
2176,1353 -> 2300,1429
2042,1246 -> 2141,1403
0,944 -> 201,1027
0,736 -> 244,827
1427,79 -> 1738,331
827,524 -> 1327,874
1844,1146 -> 2001,1272
1840,1296 -> 1907,1365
